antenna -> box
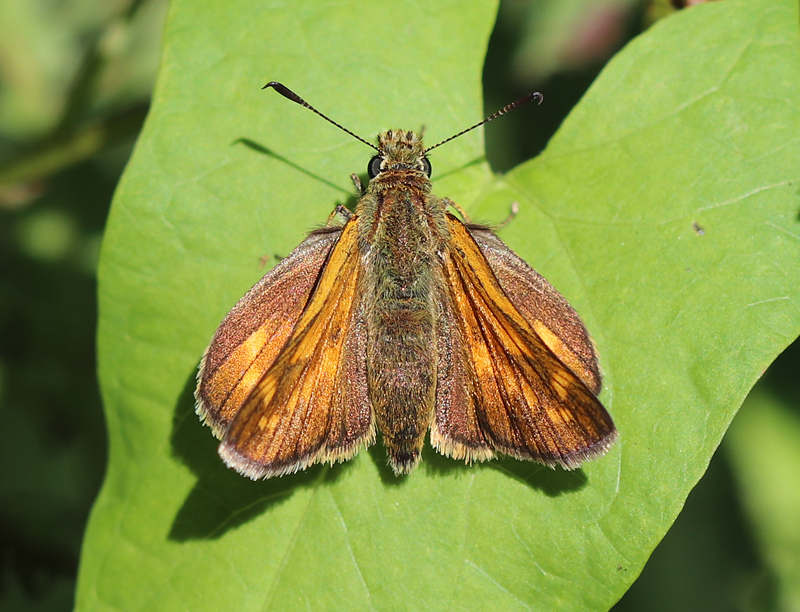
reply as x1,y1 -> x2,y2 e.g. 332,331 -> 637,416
264,82 -> 543,155
424,92 -> 543,153
263,82 -> 379,152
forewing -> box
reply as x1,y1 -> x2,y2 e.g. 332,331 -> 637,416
434,215 -> 616,469
219,218 -> 374,479
469,226 -> 601,393
196,227 -> 341,437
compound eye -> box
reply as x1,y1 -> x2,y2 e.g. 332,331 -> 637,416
420,156 -> 432,177
368,155 -> 383,179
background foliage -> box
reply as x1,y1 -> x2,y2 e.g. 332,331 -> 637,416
1,0 -> 798,610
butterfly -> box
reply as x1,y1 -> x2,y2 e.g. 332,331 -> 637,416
195,82 -> 617,479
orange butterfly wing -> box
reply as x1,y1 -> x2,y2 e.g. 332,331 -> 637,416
469,226 -> 602,394
218,218 -> 374,479
196,227 -> 342,437
432,214 -> 616,469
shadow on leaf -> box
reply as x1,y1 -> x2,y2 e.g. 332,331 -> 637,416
422,439 -> 588,495
371,431 -> 589,495
168,370 -> 344,541
432,154 -> 487,181
234,137 -> 359,208
491,459 -> 588,496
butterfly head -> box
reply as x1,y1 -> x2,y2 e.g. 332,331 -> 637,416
368,130 -> 432,179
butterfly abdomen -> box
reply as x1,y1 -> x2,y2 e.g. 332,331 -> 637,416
361,184 -> 446,474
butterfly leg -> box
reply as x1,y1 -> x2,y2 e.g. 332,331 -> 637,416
326,204 -> 353,226
494,201 -> 519,230
351,173 -> 364,195
442,197 -> 472,223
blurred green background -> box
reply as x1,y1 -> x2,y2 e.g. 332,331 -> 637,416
1,0 -> 797,610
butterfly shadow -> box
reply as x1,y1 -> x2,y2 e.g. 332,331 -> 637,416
167,369 -> 352,542
364,441 -> 465,486
234,137 -> 488,210
420,441 -> 589,495
234,138 -> 360,206
429,154 -> 487,182
491,459 -> 589,496
368,435 -> 588,495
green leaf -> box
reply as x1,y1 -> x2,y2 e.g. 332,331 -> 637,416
727,384 -> 800,610
77,0 -> 800,610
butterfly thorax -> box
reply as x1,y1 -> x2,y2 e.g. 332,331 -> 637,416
356,130 -> 448,474
358,129 -> 448,286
